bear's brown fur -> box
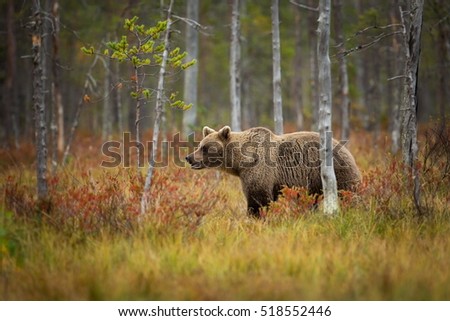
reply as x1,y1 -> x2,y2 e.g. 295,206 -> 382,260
186,126 -> 361,216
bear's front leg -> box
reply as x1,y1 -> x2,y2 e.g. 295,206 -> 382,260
245,188 -> 273,218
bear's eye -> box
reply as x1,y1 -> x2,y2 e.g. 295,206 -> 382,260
201,145 -> 208,153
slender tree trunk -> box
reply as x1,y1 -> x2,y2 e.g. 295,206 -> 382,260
390,2 -> 402,154
51,0 -> 64,156
230,0 -> 241,131
24,53 -> 34,141
50,80 -> 57,172
435,0 -> 449,128
182,0 -> 199,136
317,0 -> 338,215
31,0 -> 48,200
400,0 -> 424,213
292,5 -> 304,130
369,54 -> 381,147
271,0 -> 284,135
134,64 -> 143,167
50,0 -> 63,172
102,54 -> 112,141
241,0 -> 254,128
62,56 -> 99,165
354,0 -> 367,128
308,0 -> 319,131
111,57 -> 123,134
127,80 -> 135,135
5,0 -> 19,148
141,0 -> 174,215
159,0 -> 169,159
333,0 -> 350,142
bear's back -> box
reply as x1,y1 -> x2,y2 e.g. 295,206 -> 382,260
273,131 -> 361,194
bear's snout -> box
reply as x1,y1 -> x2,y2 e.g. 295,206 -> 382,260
185,153 -> 204,170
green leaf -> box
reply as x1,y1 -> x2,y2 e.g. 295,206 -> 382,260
142,89 -> 151,99
81,46 -> 95,55
141,58 -> 151,66
154,44 -> 165,53
124,16 -> 139,30
183,103 -> 193,111
169,47 -> 180,57
181,59 -> 197,70
153,54 -> 163,64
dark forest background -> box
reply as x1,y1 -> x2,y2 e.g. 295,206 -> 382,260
0,0 -> 448,145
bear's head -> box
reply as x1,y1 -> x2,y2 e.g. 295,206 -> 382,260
185,126 -> 231,171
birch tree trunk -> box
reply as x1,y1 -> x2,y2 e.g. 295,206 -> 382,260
292,5 -> 304,130
400,0 -> 424,212
141,0 -> 174,215
31,0 -> 48,200
317,0 -> 338,215
51,0 -> 64,155
182,0 -> 199,136
241,0 -> 255,128
332,0 -> 350,142
308,0 -> 319,131
271,0 -> 284,135
134,64 -> 143,167
230,0 -> 241,131
390,1 -> 402,154
354,0 -> 367,128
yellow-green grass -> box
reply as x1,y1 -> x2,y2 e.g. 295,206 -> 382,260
1,203 -> 449,300
1,131 -> 449,300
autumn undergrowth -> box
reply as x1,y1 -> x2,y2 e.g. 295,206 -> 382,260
1,129 -> 449,300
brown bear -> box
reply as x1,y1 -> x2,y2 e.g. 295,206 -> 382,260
186,126 -> 361,217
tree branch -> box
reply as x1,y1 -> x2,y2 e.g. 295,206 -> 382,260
387,75 -> 408,81
289,0 -> 318,12
334,23 -> 403,48
172,14 -> 211,36
339,31 -> 403,57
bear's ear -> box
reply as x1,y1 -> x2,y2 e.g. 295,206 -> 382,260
218,126 -> 231,140
202,126 -> 216,137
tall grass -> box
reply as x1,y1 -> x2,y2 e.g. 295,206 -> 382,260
1,129 -> 449,300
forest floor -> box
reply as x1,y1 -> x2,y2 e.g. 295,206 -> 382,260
1,128 -> 449,300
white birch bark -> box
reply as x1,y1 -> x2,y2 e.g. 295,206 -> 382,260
230,0 -> 241,131
182,0 -> 199,136
141,0 -> 174,215
51,0 -> 64,155
309,0 -> 319,131
134,64 -> 143,168
390,0 -> 402,154
292,5 -> 304,130
271,0 -> 284,135
317,0 -> 338,215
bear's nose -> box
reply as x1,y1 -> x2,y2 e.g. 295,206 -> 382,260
185,155 -> 192,164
